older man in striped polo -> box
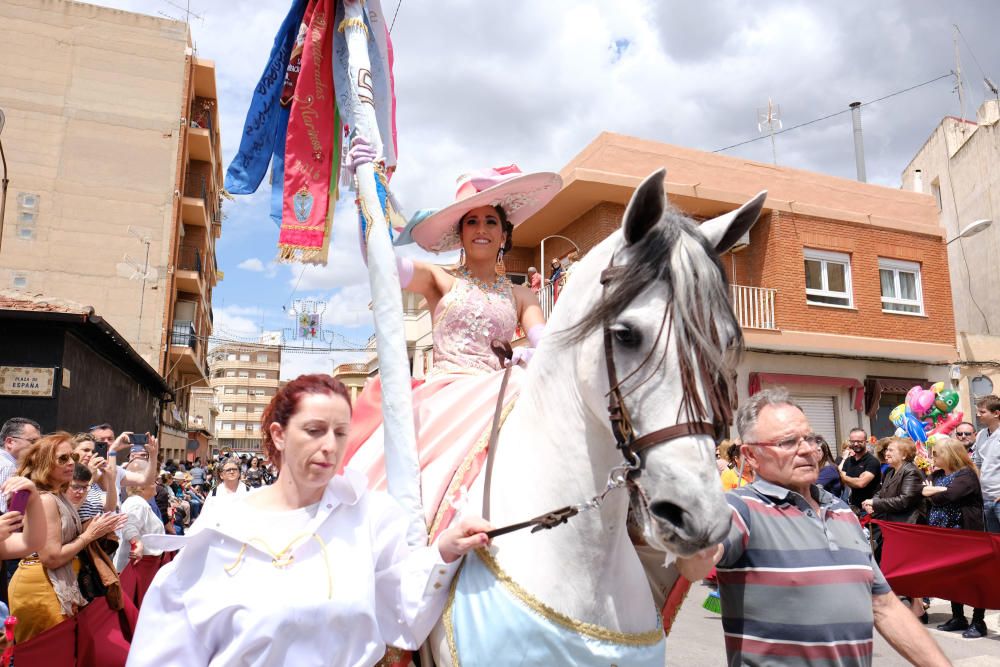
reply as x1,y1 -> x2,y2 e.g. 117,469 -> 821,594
677,388 -> 948,667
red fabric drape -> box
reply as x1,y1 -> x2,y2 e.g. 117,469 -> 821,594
876,520 -> 1000,609
119,554 -> 165,610
13,594 -> 137,666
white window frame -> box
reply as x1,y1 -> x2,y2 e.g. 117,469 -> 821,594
257,354 -> 269,363
879,258 -> 924,316
255,372 -> 268,379
803,248 -> 853,308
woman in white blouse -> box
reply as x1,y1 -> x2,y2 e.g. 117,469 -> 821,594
114,468 -> 164,572
127,374 -> 491,666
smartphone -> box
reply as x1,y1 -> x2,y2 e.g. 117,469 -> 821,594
130,433 -> 148,447
8,490 -> 29,515
93,441 -> 109,460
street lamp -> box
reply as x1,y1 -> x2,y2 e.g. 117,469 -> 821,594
946,219 -> 992,244
0,108 -> 8,254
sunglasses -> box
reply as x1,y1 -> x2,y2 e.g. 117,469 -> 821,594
57,454 -> 77,465
956,431 -> 974,436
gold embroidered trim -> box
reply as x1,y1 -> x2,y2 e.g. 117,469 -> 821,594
338,16 -> 369,38
442,558 -> 465,667
475,549 -> 665,646
428,400 -> 516,539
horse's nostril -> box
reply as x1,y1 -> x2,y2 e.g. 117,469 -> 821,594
649,500 -> 685,529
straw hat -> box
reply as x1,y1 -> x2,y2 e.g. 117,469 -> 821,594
393,165 -> 561,253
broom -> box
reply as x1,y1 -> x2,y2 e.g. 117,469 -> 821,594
702,589 -> 722,614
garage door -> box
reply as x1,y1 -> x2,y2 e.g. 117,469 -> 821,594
791,395 -> 838,445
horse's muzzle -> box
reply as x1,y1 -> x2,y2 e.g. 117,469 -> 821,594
648,498 -> 731,555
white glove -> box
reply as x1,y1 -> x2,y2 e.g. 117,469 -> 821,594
507,346 -> 535,367
346,135 -> 378,178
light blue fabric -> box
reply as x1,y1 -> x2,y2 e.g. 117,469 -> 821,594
225,0 -> 308,195
268,104 -> 291,226
448,550 -> 665,666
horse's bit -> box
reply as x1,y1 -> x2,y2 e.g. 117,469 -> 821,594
481,258 -> 722,540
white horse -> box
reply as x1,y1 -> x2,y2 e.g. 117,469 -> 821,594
428,169 -> 766,666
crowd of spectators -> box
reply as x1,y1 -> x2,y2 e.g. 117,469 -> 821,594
0,415 -> 277,664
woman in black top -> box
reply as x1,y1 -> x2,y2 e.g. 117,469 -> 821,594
924,438 -> 986,639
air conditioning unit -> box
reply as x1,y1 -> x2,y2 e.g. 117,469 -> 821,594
730,230 -> 751,253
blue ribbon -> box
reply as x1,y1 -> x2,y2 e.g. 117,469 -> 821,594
224,0 -> 308,195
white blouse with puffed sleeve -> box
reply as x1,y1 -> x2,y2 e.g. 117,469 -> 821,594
126,468 -> 460,667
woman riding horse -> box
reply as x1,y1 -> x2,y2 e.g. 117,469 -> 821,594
343,141 -> 561,536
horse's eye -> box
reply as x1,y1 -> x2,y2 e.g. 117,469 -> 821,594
611,324 -> 641,348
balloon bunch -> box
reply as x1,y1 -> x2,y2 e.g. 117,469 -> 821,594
889,382 -> 963,448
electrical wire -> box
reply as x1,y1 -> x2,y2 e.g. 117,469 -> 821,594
389,0 -> 402,33
712,72 -> 955,153
954,24 -> 990,87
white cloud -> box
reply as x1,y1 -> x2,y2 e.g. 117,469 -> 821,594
237,258 -> 265,272
212,305 -> 262,340
279,349 -> 372,381
324,284 -> 375,328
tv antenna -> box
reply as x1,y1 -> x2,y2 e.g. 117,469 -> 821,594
115,226 -> 157,347
158,0 -> 202,24
757,98 -> 782,165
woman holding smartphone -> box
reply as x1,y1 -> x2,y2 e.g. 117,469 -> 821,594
128,375 -> 492,666
9,433 -> 127,643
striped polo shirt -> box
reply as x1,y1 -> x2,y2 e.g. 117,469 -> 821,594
717,479 -> 891,667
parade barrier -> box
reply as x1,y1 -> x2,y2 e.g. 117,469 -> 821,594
876,520 -> 1000,609
13,594 -> 138,666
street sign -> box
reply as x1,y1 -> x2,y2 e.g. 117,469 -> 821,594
0,366 -> 55,397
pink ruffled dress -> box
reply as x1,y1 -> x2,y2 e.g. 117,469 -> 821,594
342,272 -> 523,538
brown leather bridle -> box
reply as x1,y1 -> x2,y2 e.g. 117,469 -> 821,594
600,263 -> 718,469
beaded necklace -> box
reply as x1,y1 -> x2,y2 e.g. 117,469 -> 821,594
457,266 -> 510,295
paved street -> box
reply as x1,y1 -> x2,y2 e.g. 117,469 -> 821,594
666,582 -> 1000,666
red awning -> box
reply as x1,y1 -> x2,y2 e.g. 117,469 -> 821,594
749,372 -> 864,412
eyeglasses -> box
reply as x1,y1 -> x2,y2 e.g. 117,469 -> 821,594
68,484 -> 89,492
745,434 -> 821,451
223,468 -> 239,474
956,431 -> 975,437
10,436 -> 39,445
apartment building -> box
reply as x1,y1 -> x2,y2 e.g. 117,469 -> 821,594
186,385 -> 218,462
902,100 -> 1000,419
210,342 -> 283,455
0,0 -> 224,461
504,132 -> 957,446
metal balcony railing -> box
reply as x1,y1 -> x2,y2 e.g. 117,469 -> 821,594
730,284 -> 777,330
171,320 -> 197,349
177,244 -> 202,274
184,173 -> 208,210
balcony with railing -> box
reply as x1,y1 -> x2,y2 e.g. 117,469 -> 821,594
182,172 -> 211,234
730,284 -> 777,331
175,243 -> 204,294
169,320 -> 210,386
188,97 -> 216,164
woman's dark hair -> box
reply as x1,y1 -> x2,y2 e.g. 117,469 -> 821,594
73,463 -> 93,483
261,374 -> 353,468
457,205 -> 514,254
725,443 -> 741,464
818,439 -> 836,468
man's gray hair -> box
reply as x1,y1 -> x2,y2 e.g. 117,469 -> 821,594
736,388 -> 801,442
1,417 -> 41,443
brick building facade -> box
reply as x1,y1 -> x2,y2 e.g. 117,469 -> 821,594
509,132 -> 958,447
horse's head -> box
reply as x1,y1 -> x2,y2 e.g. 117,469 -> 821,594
549,168 -> 765,557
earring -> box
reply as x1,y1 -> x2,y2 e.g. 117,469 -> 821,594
459,248 -> 466,267
495,249 -> 506,276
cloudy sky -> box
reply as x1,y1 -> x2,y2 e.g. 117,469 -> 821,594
91,0 -> 1000,378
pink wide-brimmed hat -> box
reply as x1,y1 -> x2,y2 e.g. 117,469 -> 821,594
394,165 -> 562,253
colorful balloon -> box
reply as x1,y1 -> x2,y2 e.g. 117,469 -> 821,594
906,385 -> 936,417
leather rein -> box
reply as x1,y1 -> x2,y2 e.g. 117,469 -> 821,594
481,257 -> 719,540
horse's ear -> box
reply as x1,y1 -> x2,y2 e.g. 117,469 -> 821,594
622,168 -> 667,245
698,191 -> 767,253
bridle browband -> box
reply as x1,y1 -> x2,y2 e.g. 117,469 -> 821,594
600,262 -> 718,468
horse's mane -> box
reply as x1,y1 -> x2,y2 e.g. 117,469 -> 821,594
565,207 -> 742,431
